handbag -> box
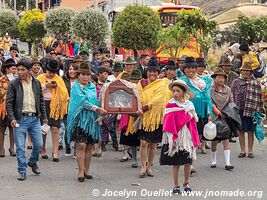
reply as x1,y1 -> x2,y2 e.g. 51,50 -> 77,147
214,118 -> 231,139
253,112 -> 265,144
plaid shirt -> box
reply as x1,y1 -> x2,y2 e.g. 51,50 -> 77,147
243,79 -> 265,117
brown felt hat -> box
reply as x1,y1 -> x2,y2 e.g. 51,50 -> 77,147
219,58 -> 232,67
31,57 -> 41,66
240,62 -> 253,71
76,63 -> 91,74
211,67 -> 228,78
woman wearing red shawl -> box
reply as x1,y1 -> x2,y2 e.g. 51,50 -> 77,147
160,80 -> 200,194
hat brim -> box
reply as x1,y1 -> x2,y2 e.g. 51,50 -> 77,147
211,73 -> 227,78
3,63 -> 16,68
166,65 -> 177,70
31,61 -> 41,66
169,82 -> 195,99
147,66 -> 160,72
129,77 -> 142,80
123,62 -> 137,65
46,66 -> 59,73
74,59 -> 83,63
183,63 -> 198,68
76,69 -> 91,74
240,68 -> 253,71
197,64 -> 206,67
219,63 -> 233,67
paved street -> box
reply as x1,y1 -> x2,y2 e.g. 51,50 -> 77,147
0,134 -> 266,200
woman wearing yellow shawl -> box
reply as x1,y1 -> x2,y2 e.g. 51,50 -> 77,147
138,60 -> 167,178
38,60 -> 69,162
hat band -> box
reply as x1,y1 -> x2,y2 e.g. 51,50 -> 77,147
77,69 -> 91,74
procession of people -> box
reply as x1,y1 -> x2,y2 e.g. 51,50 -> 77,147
0,41 -> 265,194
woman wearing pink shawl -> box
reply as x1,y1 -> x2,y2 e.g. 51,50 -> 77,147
160,80 -> 200,194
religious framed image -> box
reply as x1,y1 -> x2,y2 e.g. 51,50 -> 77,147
102,80 -> 139,114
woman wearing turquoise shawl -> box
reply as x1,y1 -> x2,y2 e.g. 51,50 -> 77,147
67,63 -> 107,182
180,57 -> 213,174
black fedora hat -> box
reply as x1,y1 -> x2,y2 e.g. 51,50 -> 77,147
183,57 -> 197,68
147,60 -> 160,72
3,58 -> 16,68
45,60 -> 60,73
196,57 -> 206,67
239,42 -> 249,52
165,60 -> 177,70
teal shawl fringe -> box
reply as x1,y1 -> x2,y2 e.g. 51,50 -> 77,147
180,75 -> 213,119
67,80 -> 100,143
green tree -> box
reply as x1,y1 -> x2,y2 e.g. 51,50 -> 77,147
235,15 -> 265,45
45,7 -> 75,39
0,9 -> 19,37
176,9 -> 218,59
26,20 -> 46,56
222,16 -> 267,45
72,8 -> 108,50
112,4 -> 161,59
158,24 -> 190,61
18,9 -> 45,56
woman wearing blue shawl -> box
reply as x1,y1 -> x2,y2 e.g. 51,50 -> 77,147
180,57 -> 213,174
67,63 -> 107,182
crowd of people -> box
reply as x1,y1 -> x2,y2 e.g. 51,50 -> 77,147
0,41 -> 265,194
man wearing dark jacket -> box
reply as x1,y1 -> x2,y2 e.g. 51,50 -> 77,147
6,59 -> 47,181
137,54 -> 150,79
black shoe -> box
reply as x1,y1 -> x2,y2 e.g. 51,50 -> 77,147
229,138 -> 237,143
113,144 -> 118,151
238,152 -> 246,158
211,164 -> 217,168
132,162 -> 138,168
225,165 -> 234,170
78,176 -> 85,182
52,153 -> 59,162
120,157 -> 128,162
0,149 -> 5,157
84,174 -> 93,179
139,172 -> 146,178
172,186 -> 181,194
248,153 -> 254,158
184,187 -> 192,193
146,171 -> 154,177
27,163 -> 41,175
41,155 -> 48,159
58,145 -> 63,150
8,148 -> 16,157
65,148 -> 71,156
101,144 -> 107,152
17,173 -> 26,181
27,146 -> 32,150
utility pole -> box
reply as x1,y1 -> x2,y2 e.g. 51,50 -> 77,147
26,0 -> 29,10
14,0 -> 16,12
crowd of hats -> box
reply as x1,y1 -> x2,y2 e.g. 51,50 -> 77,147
2,41 -> 253,80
